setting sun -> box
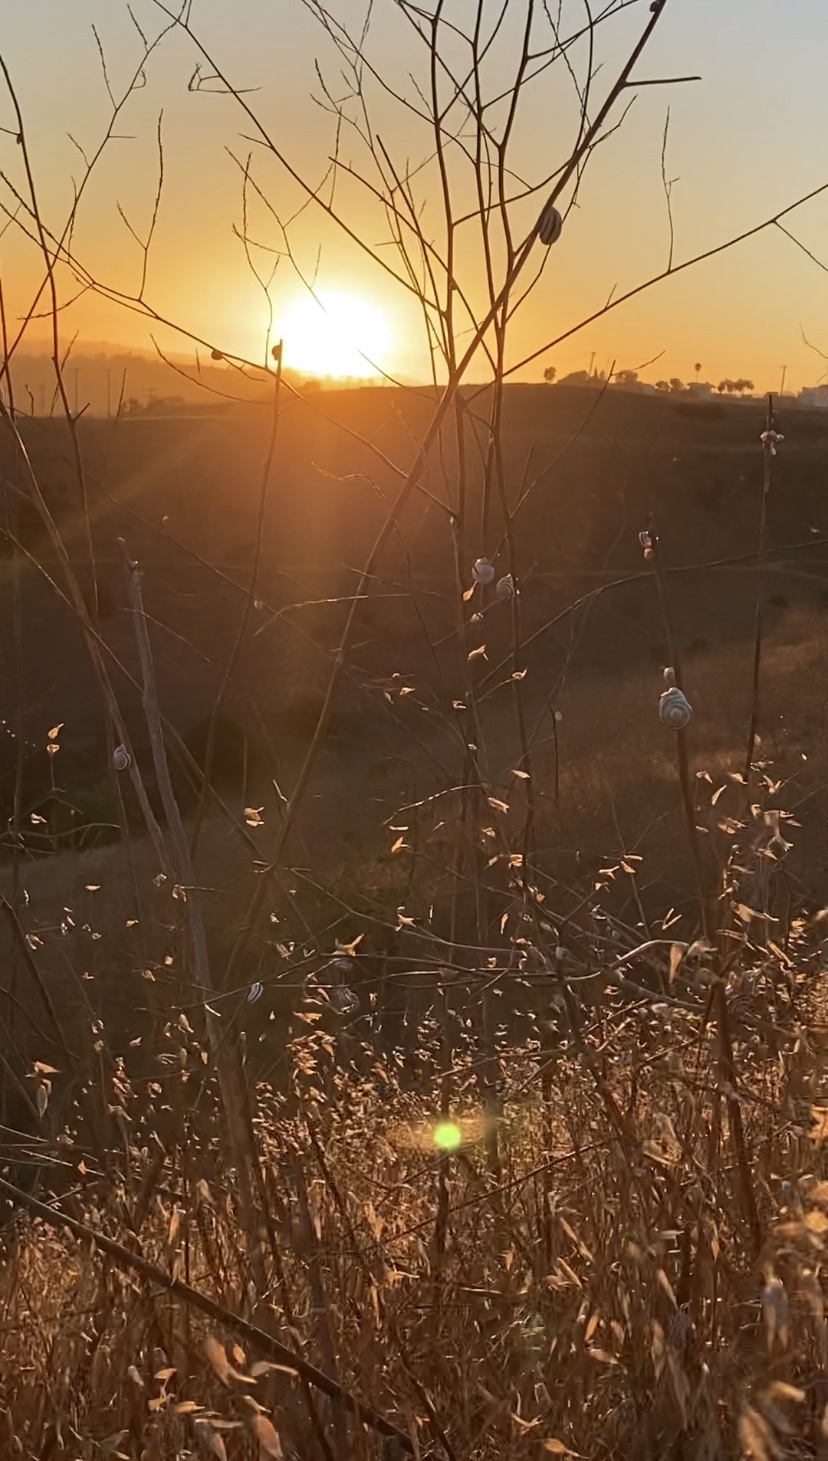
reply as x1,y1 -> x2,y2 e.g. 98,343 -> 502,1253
278,290 -> 390,380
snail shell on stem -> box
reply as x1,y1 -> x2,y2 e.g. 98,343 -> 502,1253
495,573 -> 515,601
112,744 -> 132,771
473,557 -> 495,585
537,202 -> 563,246
659,686 -> 693,730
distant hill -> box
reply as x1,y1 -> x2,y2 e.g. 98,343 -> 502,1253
0,346 -> 380,418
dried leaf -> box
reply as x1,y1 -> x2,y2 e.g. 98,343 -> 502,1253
249,1361 -> 298,1379
467,644 -> 487,661
765,1381 -> 805,1404
487,797 -> 509,814
251,1414 -> 284,1457
195,1422 -> 227,1461
47,724 -> 63,740
204,1337 -> 231,1385
655,1269 -> 677,1307
100,1433 -> 129,1455
737,1407 -> 772,1460
734,902 -> 765,923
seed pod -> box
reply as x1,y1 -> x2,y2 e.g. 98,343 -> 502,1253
537,202 -> 563,246
113,744 -> 131,771
473,557 -> 495,585
495,573 -> 515,602
659,686 -> 692,730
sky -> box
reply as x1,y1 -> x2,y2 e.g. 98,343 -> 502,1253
1,0 -> 828,392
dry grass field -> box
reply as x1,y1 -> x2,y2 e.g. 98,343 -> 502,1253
0,384 -> 827,1458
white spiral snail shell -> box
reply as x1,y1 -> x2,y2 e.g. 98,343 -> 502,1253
112,744 -> 132,771
495,573 -> 515,602
473,557 -> 495,586
537,202 -> 563,246
659,686 -> 693,730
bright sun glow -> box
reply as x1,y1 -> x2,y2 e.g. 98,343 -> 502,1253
433,1121 -> 463,1152
278,290 -> 390,380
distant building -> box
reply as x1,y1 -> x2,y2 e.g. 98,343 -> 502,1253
797,385 -> 828,409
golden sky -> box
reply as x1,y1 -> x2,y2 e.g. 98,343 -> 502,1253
2,0 -> 828,392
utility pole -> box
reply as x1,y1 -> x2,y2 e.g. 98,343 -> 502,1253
588,351 -> 596,380
106,368 -> 112,419
779,365 -> 787,399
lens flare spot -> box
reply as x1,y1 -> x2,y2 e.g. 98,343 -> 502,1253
434,1121 -> 463,1152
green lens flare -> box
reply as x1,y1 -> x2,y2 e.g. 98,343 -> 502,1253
434,1121 -> 462,1152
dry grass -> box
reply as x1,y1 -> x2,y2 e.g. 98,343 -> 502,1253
1,587 -> 827,1459
0,905 -> 827,1459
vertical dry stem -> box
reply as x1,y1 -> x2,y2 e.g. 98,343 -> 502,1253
119,538 -> 267,1298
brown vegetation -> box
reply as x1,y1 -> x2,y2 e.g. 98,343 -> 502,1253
0,388 -> 826,1458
